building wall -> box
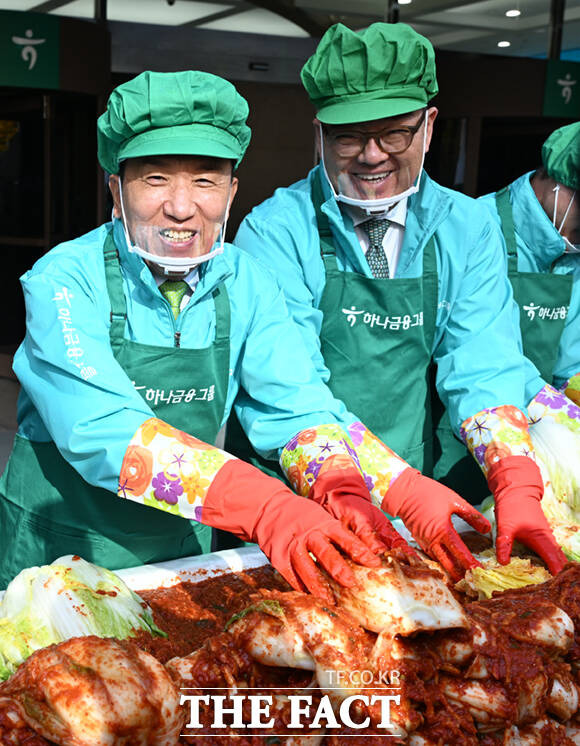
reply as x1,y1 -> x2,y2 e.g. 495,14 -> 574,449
0,18 -> 575,347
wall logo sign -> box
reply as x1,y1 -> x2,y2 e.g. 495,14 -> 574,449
0,11 -> 59,89
11,28 -> 46,71
543,59 -> 580,117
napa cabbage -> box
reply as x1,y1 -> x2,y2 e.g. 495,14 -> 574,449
0,555 -> 165,679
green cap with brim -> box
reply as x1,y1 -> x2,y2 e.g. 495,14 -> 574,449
301,22 -> 438,125
542,121 -> 580,191
97,70 -> 251,174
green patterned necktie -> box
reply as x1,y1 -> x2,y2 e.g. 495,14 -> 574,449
160,279 -> 189,319
362,217 -> 390,278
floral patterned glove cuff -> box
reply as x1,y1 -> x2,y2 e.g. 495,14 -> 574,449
528,383 -> 580,433
460,405 -> 535,476
344,421 -> 409,509
280,423 -> 363,497
562,373 -> 580,408
118,417 -> 236,520
279,421 -> 409,507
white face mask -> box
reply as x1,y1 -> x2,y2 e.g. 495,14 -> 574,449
563,236 -> 580,253
116,180 -> 231,276
552,185 -> 578,252
318,110 -> 429,218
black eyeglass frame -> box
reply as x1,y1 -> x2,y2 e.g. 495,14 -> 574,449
322,110 -> 427,157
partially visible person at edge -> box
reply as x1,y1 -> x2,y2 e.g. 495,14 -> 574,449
232,22 -> 567,577
477,123 -> 580,447
0,70 -> 415,600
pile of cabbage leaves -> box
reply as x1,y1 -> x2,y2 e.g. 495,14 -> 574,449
0,554 -> 165,680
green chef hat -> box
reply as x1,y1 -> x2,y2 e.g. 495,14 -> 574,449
301,22 -> 438,125
542,121 -> 580,191
97,70 -> 252,174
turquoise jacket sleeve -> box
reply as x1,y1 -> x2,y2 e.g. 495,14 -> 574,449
550,254 -> 580,389
13,221 -> 358,491
426,193 -> 527,429
235,184 -> 331,383
14,226 -> 153,494
225,248 -> 358,460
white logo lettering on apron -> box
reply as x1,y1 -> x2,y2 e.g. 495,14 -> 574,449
522,303 -> 569,321
131,384 -> 216,405
342,306 -> 423,330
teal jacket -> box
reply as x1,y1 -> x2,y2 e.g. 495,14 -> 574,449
13,219 -> 355,493
479,171 -> 580,393
235,166 -> 529,435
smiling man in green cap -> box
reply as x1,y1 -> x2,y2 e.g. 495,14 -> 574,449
0,69 -> 413,597
234,22 -> 567,578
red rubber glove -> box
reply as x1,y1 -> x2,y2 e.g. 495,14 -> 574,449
202,459 -> 382,603
487,455 -> 567,575
381,467 -> 491,581
308,466 -> 416,556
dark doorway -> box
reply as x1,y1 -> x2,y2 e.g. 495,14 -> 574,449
0,90 -> 100,348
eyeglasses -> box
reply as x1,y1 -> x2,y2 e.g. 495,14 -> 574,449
323,114 -> 426,158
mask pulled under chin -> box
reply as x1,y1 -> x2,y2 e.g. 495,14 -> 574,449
550,186 -> 579,254
318,111 -> 428,218
115,181 -> 229,276
563,236 -> 580,254
127,242 -> 224,275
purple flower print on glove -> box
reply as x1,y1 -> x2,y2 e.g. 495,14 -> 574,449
305,457 -> 324,482
284,433 -> 299,452
473,443 -> 487,468
152,471 -> 183,505
534,386 -> 569,411
348,420 -> 367,447
363,473 -> 375,492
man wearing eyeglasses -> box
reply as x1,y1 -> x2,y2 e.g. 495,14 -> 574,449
232,22 -> 566,578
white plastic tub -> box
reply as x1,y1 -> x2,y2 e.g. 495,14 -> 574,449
0,514 -> 479,599
115,545 -> 269,591
0,546 -> 269,602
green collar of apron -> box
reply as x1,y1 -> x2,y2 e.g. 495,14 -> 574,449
111,218 -> 233,303
112,218 -> 159,293
314,166 -> 369,276
312,166 -> 452,276
509,171 -> 567,271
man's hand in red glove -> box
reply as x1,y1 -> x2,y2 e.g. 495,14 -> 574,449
487,455 -> 567,575
308,464 -> 415,556
202,459 -> 383,603
381,467 -> 491,581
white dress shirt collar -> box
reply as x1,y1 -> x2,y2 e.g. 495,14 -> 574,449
154,267 -> 199,291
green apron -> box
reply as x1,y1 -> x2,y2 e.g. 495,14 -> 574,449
0,230 -> 234,585
431,186 -> 574,503
225,174 -> 438,479
224,409 -> 285,481
313,173 -> 438,473
497,186 -> 573,382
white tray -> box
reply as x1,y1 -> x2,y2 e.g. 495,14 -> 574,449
0,514 -> 480,599
115,545 -> 269,591
112,515 -> 475,590
0,546 -> 269,601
